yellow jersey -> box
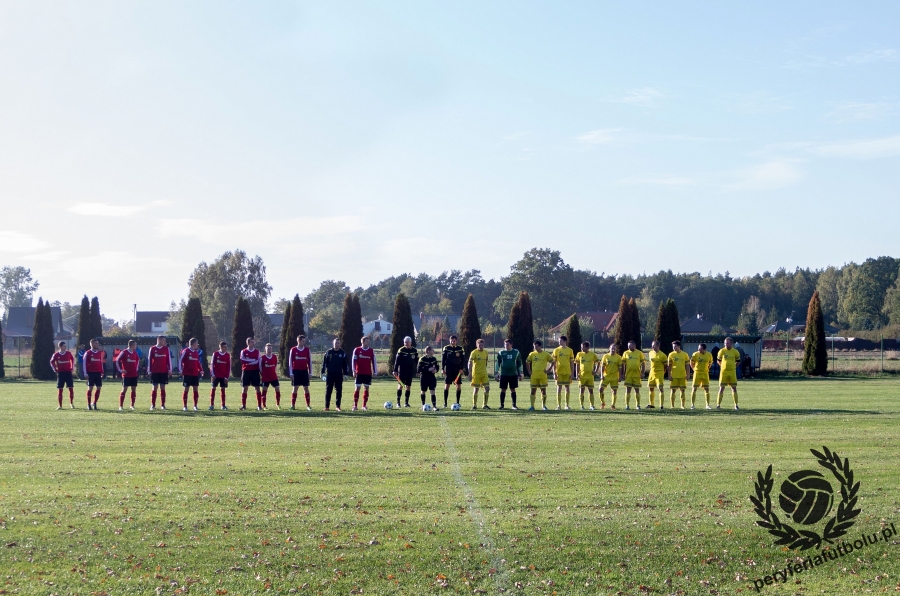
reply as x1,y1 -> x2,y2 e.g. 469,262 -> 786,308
622,349 -> 645,376
526,351 -> 553,376
468,349 -> 489,377
667,350 -> 690,379
575,351 -> 599,377
718,348 -> 741,373
600,353 -> 622,378
647,349 -> 667,378
690,351 -> 713,375
552,346 -> 575,377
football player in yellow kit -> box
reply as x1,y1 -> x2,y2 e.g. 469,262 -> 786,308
551,336 -> 576,410
646,340 -> 667,409
468,339 -> 491,409
667,340 -> 690,408
526,340 -> 553,411
690,343 -> 713,409
716,337 -> 741,410
575,341 -> 600,410
598,344 -> 622,409
621,341 -> 645,410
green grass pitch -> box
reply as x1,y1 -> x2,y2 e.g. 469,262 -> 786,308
0,378 -> 898,595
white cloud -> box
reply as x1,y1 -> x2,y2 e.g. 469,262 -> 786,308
840,49 -> 897,64
725,160 -> 803,190
0,230 -> 51,253
608,87 -> 665,106
576,128 -> 623,145
810,135 -> 900,158
67,200 -> 172,217
157,216 -> 368,244
825,101 -> 894,122
616,175 -> 696,186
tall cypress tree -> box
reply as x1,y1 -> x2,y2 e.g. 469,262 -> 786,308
507,291 -> 535,359
802,290 -> 828,376
230,296 -> 255,377
77,295 -> 91,346
655,299 -> 681,354
182,297 -> 208,373
629,297 -> 642,349
338,293 -> 358,354
389,293 -> 415,369
458,294 -> 481,358
612,295 -> 631,354
352,294 -> 364,341
90,297 -> 103,339
564,314 -> 583,353
31,298 -> 55,380
289,294 -> 306,339
0,315 -> 5,379
278,301 -> 292,376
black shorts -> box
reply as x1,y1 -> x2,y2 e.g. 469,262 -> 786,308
263,380 -> 280,389
150,372 -> 169,386
444,369 -> 463,385
396,373 -> 413,387
212,377 -> 229,388
499,375 -> 519,390
56,371 -> 74,389
182,375 -> 200,387
122,376 -> 138,388
354,374 -> 372,386
291,370 -> 309,387
87,372 -> 103,387
420,375 -> 437,391
241,370 -> 261,388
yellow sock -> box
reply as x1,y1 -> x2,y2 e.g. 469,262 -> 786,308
680,390 -> 686,408
733,391 -> 738,406
565,392 -> 570,408
635,391 -> 641,407
704,389 -> 710,405
530,392 -> 536,408
483,390 -> 489,407
598,391 -> 605,406
669,389 -> 675,408
579,392 -> 585,407
541,392 -> 547,408
649,388 -> 655,406
473,392 -> 478,408
589,391 -> 595,407
690,389 -> 696,407
611,393 -> 617,408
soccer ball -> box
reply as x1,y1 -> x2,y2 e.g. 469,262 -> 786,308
384,401 -> 393,410
450,403 -> 461,411
779,470 -> 834,525
422,404 -> 433,412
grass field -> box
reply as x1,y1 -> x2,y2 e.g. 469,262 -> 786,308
1,378 -> 898,595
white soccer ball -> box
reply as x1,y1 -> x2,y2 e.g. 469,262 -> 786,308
450,403 -> 461,411
384,401 -> 393,410
422,404 -> 433,412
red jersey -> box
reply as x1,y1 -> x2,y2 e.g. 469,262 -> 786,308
116,349 -> 141,377
180,348 -> 203,376
289,346 -> 311,372
50,351 -> 75,373
83,349 -> 104,375
148,345 -> 172,374
352,346 -> 376,375
211,351 -> 231,378
240,348 -> 260,371
260,354 -> 278,382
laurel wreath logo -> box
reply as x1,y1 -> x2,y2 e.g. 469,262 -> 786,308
750,446 -> 861,551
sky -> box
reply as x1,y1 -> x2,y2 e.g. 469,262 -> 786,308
1,2 -> 898,321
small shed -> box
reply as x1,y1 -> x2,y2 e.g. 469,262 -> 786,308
680,333 -> 763,372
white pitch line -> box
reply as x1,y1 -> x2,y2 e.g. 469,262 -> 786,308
439,415 -> 509,591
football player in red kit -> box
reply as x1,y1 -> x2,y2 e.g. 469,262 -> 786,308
289,335 -> 312,410
82,339 -> 105,409
240,337 -> 262,410
209,341 -> 230,410
50,341 -> 76,409
147,335 -> 172,410
351,336 -> 377,411
180,338 -> 204,411
260,343 -> 280,409
116,339 -> 141,410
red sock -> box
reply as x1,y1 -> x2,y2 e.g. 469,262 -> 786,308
210,390 -> 216,407
193,388 -> 199,407
151,389 -> 157,407
363,388 -> 369,407
353,388 -> 360,407
274,390 -> 280,406
57,389 -> 63,407
182,390 -> 188,408
305,392 -> 310,407
68,388 -> 74,403
220,388 -> 226,407
93,389 -> 100,404
241,392 -> 247,408
119,392 -> 126,408
256,391 -> 263,408
86,389 -> 92,406
291,393 -> 297,407
160,388 -> 166,407
130,389 -> 136,407
260,391 -> 267,408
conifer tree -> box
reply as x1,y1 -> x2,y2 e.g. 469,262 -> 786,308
0,316 -> 5,379
278,301 -> 292,376
182,297 -> 208,373
352,294 -> 364,339
31,298 -> 55,380
289,294 -> 306,339
654,299 -> 682,354
612,295 -> 631,354
458,294 -> 482,358
629,297 -> 642,349
338,293 -> 361,355
77,295 -> 92,346
507,291 -> 535,362
90,296 -> 103,339
230,296 -> 255,377
389,293 -> 415,369
802,290 -> 828,376
563,314 -> 583,353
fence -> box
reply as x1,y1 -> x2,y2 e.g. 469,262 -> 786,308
759,348 -> 900,375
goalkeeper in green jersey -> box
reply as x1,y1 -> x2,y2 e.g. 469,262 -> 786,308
494,338 -> 524,410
